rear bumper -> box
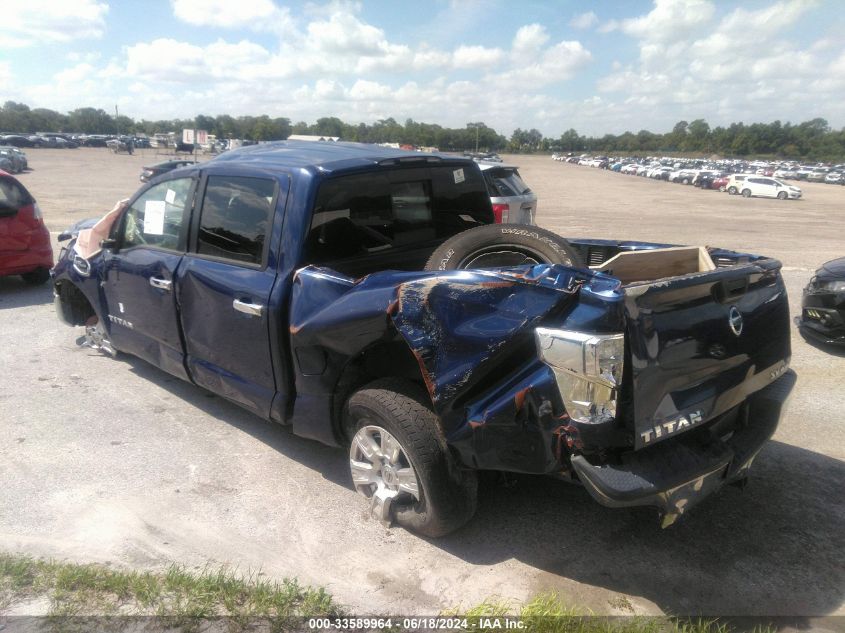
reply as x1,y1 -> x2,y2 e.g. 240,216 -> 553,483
570,370 -> 796,525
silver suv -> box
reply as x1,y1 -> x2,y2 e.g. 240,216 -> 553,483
477,161 -> 537,224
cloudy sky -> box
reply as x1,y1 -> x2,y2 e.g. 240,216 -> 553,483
1,0 -> 844,136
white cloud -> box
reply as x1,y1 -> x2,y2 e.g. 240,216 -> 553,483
452,45 -> 505,69
595,0 -> 840,131
601,0 -> 715,43
54,63 -> 97,84
66,51 -> 102,64
125,38 -> 273,82
171,0 -> 292,32
306,11 -> 387,56
512,24 -> 550,64
503,40 -> 592,86
0,0 -> 107,48
412,48 -> 452,70
349,80 -> 394,101
570,11 -> 598,30
13,2 -> 600,136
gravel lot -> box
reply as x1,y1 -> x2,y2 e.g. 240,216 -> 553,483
1,148 -> 843,620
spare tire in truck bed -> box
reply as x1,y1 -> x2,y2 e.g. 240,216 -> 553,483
424,224 -> 584,270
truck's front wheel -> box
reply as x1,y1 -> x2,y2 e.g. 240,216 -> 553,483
346,379 -> 477,537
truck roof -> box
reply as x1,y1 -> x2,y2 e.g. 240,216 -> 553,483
209,140 -> 466,174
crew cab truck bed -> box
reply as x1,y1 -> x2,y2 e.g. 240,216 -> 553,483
51,141 -> 794,536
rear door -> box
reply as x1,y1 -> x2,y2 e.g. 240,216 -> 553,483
177,173 -> 283,417
101,176 -> 195,380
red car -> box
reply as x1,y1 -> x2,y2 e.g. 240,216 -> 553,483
0,170 -> 52,284
711,175 -> 730,191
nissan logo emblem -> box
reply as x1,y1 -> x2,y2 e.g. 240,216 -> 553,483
728,306 -> 743,336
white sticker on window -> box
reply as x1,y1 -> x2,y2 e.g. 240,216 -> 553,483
453,168 -> 465,184
143,200 -> 165,235
165,189 -> 176,204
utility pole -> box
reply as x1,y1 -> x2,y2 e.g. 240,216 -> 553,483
468,122 -> 482,154
115,105 -> 119,134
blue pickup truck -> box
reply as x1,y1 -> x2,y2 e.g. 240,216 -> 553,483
52,142 -> 795,536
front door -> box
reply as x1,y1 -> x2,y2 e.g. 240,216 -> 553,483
177,174 -> 282,417
101,176 -> 195,380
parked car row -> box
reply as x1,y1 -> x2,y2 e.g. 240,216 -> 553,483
562,154 -> 809,200
0,132 -> 154,149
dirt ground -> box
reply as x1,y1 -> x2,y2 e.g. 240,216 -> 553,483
1,148 -> 844,621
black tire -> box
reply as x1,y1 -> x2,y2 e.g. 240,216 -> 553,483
424,224 -> 583,271
21,267 -> 49,285
682,178 -> 690,185
728,186 -> 737,195
346,378 -> 477,537
777,191 -> 788,200
742,189 -> 752,198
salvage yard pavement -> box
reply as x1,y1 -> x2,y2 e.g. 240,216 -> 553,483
0,149 -> 843,622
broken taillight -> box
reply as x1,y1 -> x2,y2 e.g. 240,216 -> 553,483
491,203 -> 510,223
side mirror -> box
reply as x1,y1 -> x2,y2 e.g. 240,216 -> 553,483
100,238 -> 118,251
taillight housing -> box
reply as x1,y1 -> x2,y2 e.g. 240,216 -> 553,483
491,203 -> 510,223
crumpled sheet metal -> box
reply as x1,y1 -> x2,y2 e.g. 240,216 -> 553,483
290,264 -> 582,417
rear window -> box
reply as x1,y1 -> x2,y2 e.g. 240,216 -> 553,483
0,177 -> 32,209
306,165 -> 491,268
483,168 -> 530,197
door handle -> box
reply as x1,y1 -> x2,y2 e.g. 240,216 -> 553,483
149,276 -> 172,291
233,299 -> 264,317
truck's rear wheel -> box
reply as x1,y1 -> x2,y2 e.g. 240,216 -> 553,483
424,224 -> 583,270
346,378 -> 477,537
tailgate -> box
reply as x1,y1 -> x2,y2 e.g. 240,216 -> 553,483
624,259 -> 791,450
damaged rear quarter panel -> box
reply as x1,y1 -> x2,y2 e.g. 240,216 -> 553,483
289,264 -> 624,472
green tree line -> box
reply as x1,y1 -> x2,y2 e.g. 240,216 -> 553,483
2,101 -> 844,160
549,118 -> 845,161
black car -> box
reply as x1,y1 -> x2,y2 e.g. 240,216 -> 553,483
139,159 -> 197,182
798,257 -> 845,345
1,135 -> 36,148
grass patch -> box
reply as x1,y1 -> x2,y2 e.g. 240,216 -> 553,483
0,552 -> 341,625
455,592 -> 777,633
2,553 -> 778,633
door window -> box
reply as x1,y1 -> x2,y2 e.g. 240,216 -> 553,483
196,176 -> 276,266
122,178 -> 193,251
